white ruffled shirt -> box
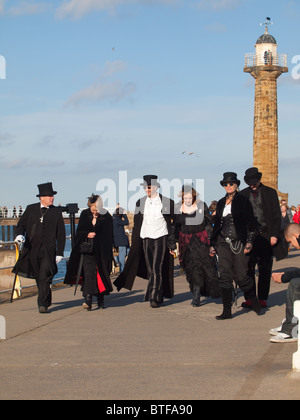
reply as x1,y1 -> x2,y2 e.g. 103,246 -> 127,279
140,195 -> 168,239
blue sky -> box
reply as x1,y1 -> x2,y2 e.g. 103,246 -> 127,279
0,0 -> 299,210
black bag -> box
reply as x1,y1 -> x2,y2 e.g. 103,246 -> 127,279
79,238 -> 94,255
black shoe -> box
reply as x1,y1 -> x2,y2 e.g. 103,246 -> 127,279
216,311 -> 232,320
216,288 -> 233,320
249,295 -> 261,315
192,286 -> 201,307
150,300 -> 160,308
83,295 -> 92,311
97,296 -> 105,309
39,306 -> 48,314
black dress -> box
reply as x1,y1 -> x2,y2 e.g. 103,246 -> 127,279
175,202 -> 220,299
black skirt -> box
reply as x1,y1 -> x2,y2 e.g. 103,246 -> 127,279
82,254 -> 102,296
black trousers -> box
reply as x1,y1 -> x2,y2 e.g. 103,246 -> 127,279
36,245 -> 53,308
246,235 -> 274,301
216,240 -> 254,294
143,236 -> 167,303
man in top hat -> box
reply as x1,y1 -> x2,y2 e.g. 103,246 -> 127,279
13,182 -> 66,313
114,175 -> 175,308
240,168 -> 283,308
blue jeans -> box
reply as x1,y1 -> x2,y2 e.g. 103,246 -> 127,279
117,246 -> 130,273
281,278 -> 300,337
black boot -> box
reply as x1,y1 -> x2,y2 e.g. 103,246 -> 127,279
216,288 -> 233,320
97,294 -> 105,309
248,294 -> 261,315
192,285 -> 201,307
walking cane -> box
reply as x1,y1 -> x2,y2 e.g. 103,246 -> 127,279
74,254 -> 84,296
10,242 -> 24,303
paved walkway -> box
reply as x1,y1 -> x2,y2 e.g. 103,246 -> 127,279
1,251 -> 300,401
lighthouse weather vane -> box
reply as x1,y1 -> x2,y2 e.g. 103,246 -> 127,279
260,17 -> 273,29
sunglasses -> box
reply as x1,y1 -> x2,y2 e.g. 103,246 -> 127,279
223,182 -> 235,187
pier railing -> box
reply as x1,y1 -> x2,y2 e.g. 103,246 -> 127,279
245,52 -> 287,68
0,240 -> 70,299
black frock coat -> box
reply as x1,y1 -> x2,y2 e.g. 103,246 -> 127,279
239,184 -> 287,261
12,203 -> 66,279
64,208 -> 113,294
113,194 -> 175,300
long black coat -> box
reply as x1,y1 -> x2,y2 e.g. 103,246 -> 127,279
64,208 -> 113,294
239,184 -> 287,261
113,194 -> 175,300
12,203 -> 66,279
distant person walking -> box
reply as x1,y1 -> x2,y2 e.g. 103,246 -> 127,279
113,206 -> 130,273
292,205 -> 300,224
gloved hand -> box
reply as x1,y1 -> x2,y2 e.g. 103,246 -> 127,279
56,256 -> 63,264
15,235 -> 25,243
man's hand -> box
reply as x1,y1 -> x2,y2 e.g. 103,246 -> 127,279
244,243 -> 252,254
270,236 -> 278,246
56,256 -> 63,264
272,272 -> 284,284
209,247 -> 216,257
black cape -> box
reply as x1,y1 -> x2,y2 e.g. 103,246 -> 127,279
113,195 -> 175,300
64,208 -> 113,294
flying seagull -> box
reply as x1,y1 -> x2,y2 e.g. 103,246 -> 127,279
182,151 -> 199,158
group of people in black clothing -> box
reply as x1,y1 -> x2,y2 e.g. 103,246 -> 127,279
12,168 -> 300,343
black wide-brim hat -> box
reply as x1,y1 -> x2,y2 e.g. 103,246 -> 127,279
36,182 -> 57,197
140,175 -> 160,188
220,172 -> 240,187
244,167 -> 262,186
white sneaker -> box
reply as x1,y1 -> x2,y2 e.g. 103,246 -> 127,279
270,333 -> 298,343
269,319 -> 286,336
269,326 -> 283,336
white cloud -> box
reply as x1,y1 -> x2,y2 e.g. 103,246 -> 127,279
56,0 -> 178,19
65,60 -> 136,106
65,80 -> 136,106
3,157 -> 65,170
197,0 -> 246,11
0,0 -> 6,14
5,1 -> 50,16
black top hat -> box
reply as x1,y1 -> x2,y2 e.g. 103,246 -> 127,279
140,175 -> 160,187
220,172 -> 240,187
244,167 -> 262,186
36,182 -> 57,197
